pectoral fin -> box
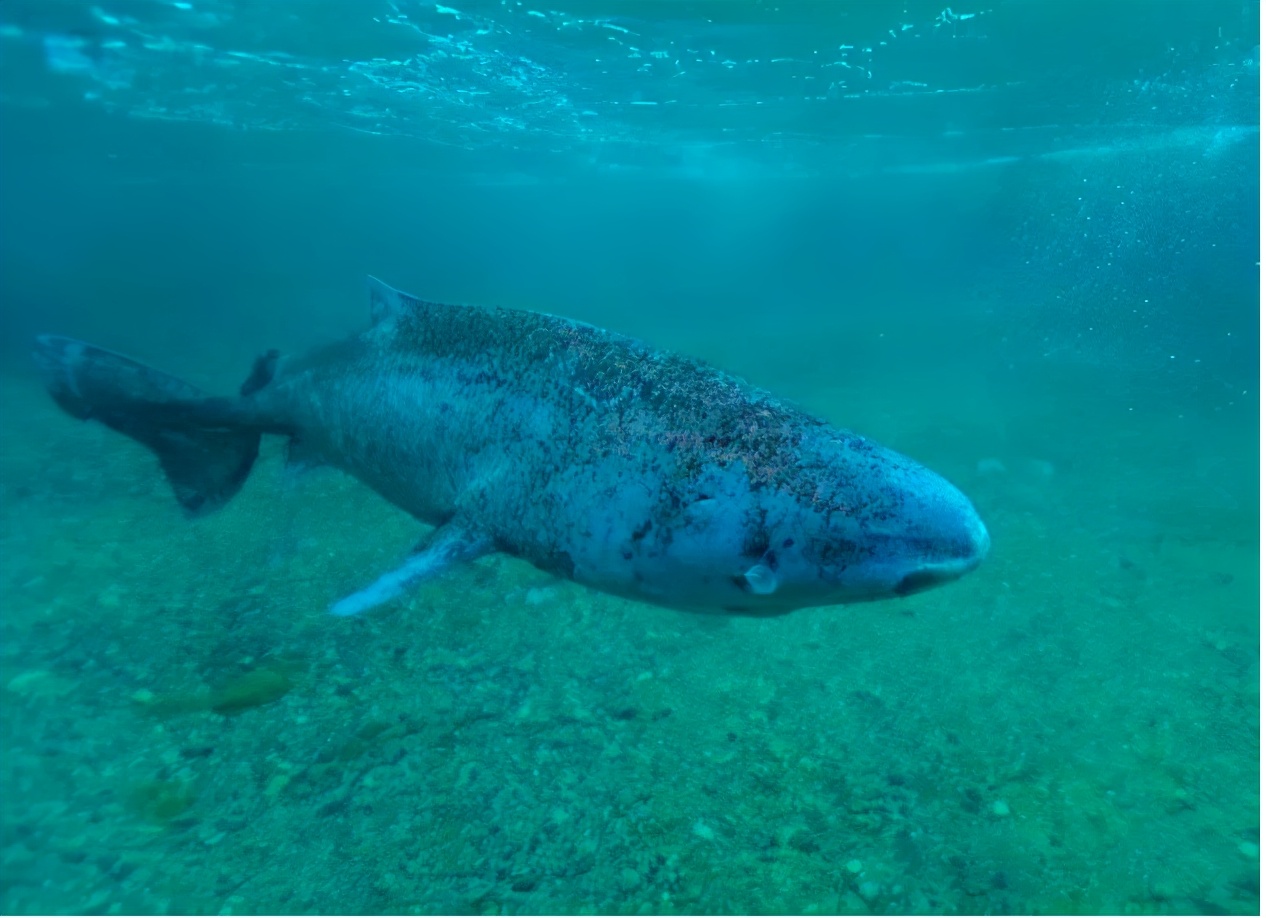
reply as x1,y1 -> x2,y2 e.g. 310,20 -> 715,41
330,521 -> 491,617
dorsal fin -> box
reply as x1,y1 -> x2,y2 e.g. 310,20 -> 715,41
367,276 -> 425,325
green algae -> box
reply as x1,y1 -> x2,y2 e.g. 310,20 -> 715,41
135,662 -> 298,717
209,666 -> 294,715
127,779 -> 196,825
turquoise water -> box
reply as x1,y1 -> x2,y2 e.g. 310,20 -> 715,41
0,1 -> 1259,914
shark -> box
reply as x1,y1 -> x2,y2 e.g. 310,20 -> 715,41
33,277 -> 988,617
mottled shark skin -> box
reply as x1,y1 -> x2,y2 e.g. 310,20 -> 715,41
34,277 -> 989,617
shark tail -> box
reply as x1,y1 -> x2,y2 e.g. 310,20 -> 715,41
32,335 -> 280,518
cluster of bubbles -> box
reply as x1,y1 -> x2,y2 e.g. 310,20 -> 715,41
996,38 -> 1257,393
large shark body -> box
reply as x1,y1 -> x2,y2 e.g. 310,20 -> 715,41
34,278 -> 988,617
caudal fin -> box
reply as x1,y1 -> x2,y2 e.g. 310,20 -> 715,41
33,335 -> 262,517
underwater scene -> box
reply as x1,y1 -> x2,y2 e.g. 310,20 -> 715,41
0,1 -> 1259,915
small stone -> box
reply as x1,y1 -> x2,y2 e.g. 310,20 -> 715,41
6,670 -> 71,699
846,859 -> 864,874
264,774 -> 290,800
1238,841 -> 1259,859
858,881 -> 881,902
6,670 -> 50,694
691,819 -> 715,841
85,890 -> 112,911
991,800 -> 1011,817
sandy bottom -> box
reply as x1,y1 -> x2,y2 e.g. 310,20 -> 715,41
0,323 -> 1258,915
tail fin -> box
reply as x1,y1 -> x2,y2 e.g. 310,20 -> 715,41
33,335 -> 263,517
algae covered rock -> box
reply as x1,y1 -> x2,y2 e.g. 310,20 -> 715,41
209,666 -> 294,715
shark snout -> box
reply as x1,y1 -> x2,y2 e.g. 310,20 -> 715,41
893,508 -> 990,597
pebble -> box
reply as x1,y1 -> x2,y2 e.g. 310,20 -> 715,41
992,800 -> 1011,817
85,890 -> 112,911
846,859 -> 863,874
7,670 -> 53,694
264,774 -> 290,800
858,881 -> 881,902
6,670 -> 72,699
